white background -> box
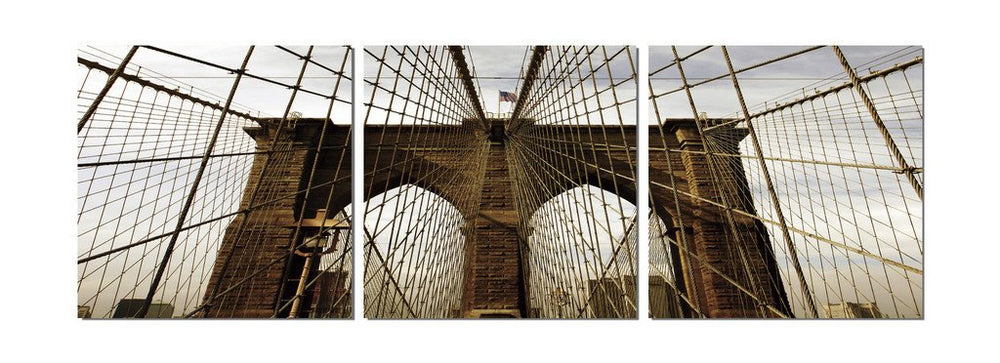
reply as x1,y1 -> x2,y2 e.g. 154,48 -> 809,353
1,1 -> 995,361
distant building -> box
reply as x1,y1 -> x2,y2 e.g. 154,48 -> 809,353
309,269 -> 351,318
649,275 -> 683,318
78,305 -> 92,318
586,275 -> 637,318
363,264 -> 409,318
112,299 -> 175,318
825,302 -> 886,318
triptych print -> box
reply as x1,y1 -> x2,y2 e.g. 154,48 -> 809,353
76,45 -> 921,319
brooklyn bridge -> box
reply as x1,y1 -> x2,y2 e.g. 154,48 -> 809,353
76,45 -> 922,319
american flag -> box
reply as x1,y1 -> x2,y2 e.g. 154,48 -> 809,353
499,90 -> 517,102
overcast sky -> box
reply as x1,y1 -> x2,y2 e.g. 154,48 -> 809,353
363,45 -> 637,124
80,45 -> 352,122
649,46 -> 923,118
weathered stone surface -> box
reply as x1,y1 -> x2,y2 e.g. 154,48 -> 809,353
202,118 -> 350,318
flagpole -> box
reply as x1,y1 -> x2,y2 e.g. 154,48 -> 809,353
497,90 -> 501,118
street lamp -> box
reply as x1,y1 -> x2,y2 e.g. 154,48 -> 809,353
284,209 -> 349,318
288,231 -> 331,318
550,287 -> 570,319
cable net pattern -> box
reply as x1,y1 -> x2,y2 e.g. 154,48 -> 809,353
363,46 -> 639,318
77,45 -> 353,318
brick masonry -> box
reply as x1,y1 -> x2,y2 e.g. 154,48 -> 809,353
464,139 -> 524,316
655,120 -> 791,317
202,118 -> 350,318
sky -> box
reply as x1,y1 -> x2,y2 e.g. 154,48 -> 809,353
80,45 -> 353,122
362,46 -> 533,116
649,46 -> 923,118
362,45 -> 637,124
461,46 -> 531,115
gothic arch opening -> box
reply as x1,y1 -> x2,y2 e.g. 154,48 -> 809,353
363,184 -> 468,318
524,185 -> 637,318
